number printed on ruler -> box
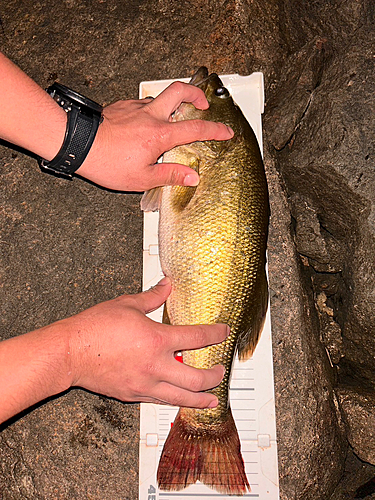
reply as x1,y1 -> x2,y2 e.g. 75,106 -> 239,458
148,484 -> 156,500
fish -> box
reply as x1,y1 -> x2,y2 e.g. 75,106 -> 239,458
141,66 -> 269,496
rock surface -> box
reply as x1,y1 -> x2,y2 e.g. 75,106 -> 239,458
265,150 -> 347,499
265,24 -> 375,393
337,387 -> 375,466
330,451 -> 375,500
0,0 -> 374,499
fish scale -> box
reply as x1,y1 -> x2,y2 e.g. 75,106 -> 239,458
159,155 -> 267,422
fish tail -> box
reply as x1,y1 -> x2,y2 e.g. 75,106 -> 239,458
157,408 -> 249,495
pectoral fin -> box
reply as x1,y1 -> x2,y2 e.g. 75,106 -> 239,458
171,185 -> 197,211
140,187 -> 163,212
140,156 -> 200,212
171,157 -> 200,211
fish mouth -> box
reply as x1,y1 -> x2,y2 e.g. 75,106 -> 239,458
189,66 -> 224,93
189,66 -> 209,86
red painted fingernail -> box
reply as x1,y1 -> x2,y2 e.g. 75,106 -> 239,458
175,352 -> 183,363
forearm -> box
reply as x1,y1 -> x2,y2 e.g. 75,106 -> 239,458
0,282 -> 227,423
0,53 -> 233,191
0,52 -> 67,161
0,323 -> 72,424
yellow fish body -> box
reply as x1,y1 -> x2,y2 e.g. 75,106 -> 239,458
141,67 -> 269,496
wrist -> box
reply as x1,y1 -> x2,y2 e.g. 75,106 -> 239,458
38,83 -> 103,178
33,96 -> 68,162
30,321 -> 75,396
64,313 -> 105,392
40,320 -> 76,392
74,110 -> 109,181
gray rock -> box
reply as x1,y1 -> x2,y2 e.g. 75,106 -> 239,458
265,21 -> 375,393
330,450 -> 375,500
337,387 -> 375,465
264,0 -> 374,496
266,151 -> 347,500
0,392 -> 139,499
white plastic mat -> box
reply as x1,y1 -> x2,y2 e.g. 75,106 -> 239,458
139,72 -> 279,500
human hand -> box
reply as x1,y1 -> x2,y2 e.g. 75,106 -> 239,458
76,81 -> 233,191
66,277 -> 227,408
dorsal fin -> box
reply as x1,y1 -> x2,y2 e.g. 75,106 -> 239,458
237,268 -> 268,360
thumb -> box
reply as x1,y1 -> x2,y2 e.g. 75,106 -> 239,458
135,277 -> 172,314
151,162 -> 200,187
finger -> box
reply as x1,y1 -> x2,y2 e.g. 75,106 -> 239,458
151,382 -> 220,409
168,119 -> 234,147
145,120 -> 233,189
167,323 -> 229,351
134,277 -> 171,313
147,81 -> 209,118
149,162 -> 200,187
161,362 -> 226,394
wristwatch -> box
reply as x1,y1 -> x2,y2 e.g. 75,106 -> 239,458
38,82 -> 103,178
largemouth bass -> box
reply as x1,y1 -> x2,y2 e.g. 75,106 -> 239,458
141,67 -> 269,496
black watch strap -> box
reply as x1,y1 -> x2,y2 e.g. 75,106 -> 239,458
38,83 -> 103,179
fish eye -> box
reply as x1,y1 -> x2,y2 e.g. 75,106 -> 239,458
214,87 -> 230,98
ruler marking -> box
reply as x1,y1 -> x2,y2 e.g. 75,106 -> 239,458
230,385 -> 255,389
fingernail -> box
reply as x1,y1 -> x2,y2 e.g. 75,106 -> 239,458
158,276 -> 170,286
226,325 -> 231,337
184,173 -> 199,186
218,365 -> 226,377
227,126 -> 234,137
208,398 -> 218,408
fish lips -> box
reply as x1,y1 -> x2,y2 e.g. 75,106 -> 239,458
189,66 -> 224,93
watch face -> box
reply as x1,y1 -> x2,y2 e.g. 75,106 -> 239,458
48,82 -> 103,115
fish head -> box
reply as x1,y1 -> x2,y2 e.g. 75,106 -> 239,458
174,67 -> 243,141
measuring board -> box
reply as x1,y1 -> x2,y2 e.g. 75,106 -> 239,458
139,72 -> 279,500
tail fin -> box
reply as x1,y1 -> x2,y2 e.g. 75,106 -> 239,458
157,408 -> 249,496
